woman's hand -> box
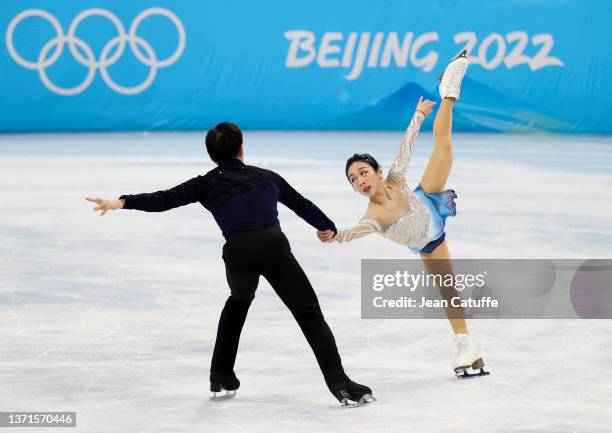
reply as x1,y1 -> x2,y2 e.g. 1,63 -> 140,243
86,197 -> 125,216
415,96 -> 436,116
317,229 -> 335,243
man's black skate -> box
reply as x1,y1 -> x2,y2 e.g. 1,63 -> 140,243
329,381 -> 376,407
210,371 -> 240,401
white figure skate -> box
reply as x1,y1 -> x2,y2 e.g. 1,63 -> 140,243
438,50 -> 469,101
453,333 -> 490,378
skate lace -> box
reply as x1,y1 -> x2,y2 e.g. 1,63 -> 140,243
457,340 -> 470,356
448,65 -> 466,89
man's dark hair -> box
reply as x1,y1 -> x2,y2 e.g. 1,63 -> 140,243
205,122 -> 243,164
345,153 -> 380,178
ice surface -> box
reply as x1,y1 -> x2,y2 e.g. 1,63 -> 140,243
1,131 -> 611,432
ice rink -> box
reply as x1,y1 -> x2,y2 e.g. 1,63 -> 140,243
1,131 -> 611,432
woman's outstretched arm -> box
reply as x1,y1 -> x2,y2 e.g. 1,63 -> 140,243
317,216 -> 382,243
386,97 -> 436,183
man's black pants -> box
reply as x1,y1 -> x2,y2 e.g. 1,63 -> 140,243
210,227 -> 349,387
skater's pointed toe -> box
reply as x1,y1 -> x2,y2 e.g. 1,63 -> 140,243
439,51 -> 469,101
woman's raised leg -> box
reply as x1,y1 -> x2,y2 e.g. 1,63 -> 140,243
419,97 -> 455,194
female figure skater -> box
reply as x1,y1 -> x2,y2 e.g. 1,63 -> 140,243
318,51 -> 488,378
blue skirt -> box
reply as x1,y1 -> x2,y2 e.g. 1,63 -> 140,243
409,184 -> 457,254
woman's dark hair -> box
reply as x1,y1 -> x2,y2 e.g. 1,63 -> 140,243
345,153 -> 380,178
205,122 -> 243,164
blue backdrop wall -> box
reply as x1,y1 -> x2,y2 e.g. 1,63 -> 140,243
1,0 -> 610,133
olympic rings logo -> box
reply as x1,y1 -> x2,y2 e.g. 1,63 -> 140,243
5,8 -> 186,96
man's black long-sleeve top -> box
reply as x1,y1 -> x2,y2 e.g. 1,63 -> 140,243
119,158 -> 336,238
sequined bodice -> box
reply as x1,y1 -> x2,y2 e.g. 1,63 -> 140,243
381,186 -> 430,247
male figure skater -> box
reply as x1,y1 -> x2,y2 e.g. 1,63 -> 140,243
86,122 -> 374,406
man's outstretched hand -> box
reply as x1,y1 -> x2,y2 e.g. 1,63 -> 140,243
86,197 -> 125,216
